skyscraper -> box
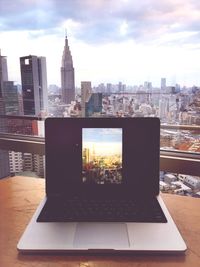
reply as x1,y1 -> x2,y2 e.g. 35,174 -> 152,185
0,49 -> 8,114
20,55 -> 48,116
61,35 -> 75,104
161,78 -> 166,90
81,81 -> 92,117
2,81 -> 19,115
0,49 -> 8,95
0,49 -> 10,178
85,93 -> 103,117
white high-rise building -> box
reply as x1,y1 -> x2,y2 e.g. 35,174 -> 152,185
34,154 -> 45,177
23,153 -> 34,172
161,78 -> 166,90
159,97 -> 169,120
9,151 -> 23,174
9,152 -> 45,177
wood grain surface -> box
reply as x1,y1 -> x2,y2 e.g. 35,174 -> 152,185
0,176 -> 200,267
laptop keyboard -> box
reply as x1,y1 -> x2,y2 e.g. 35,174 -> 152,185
37,198 -> 167,223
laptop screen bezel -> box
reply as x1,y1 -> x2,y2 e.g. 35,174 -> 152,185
45,117 -> 160,199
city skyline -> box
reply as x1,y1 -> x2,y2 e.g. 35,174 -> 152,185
83,142 -> 122,157
1,1 -> 200,87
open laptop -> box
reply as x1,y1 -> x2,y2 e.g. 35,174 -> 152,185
17,117 -> 187,253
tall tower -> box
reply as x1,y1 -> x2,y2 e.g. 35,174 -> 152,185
161,78 -> 166,90
0,49 -> 8,114
0,49 -> 10,178
61,35 -> 75,104
0,49 -> 8,92
20,55 -> 48,116
2,81 -> 19,115
81,81 -> 92,117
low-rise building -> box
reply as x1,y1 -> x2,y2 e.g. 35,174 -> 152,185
172,181 -> 192,195
180,175 -> 200,190
164,173 -> 177,184
159,181 -> 170,191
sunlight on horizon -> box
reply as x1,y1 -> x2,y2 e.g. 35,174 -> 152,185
83,142 -> 122,156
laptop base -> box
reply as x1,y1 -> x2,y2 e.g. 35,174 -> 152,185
17,195 -> 187,253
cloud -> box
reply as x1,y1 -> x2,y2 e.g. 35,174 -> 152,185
1,0 -> 200,46
2,0 -> 200,87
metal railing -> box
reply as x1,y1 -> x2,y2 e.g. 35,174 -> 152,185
0,115 -> 200,176
0,133 -> 200,176
0,133 -> 45,154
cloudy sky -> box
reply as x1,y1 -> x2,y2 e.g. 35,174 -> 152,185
83,128 -> 122,156
1,0 -> 200,87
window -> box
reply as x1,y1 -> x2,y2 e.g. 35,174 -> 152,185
0,1 -> 200,196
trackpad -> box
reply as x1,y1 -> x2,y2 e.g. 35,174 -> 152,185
73,223 -> 130,249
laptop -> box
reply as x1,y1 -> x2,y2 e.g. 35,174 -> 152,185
17,117 -> 187,253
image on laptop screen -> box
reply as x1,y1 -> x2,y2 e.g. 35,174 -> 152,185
82,128 -> 123,184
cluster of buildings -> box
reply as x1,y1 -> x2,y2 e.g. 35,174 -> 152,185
0,35 -> 78,119
0,35 -> 200,187
160,173 -> 200,197
0,46 -> 51,178
0,35 -> 76,178
82,148 -> 122,185
0,35 -> 103,178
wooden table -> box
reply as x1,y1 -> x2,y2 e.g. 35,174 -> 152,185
0,176 -> 200,267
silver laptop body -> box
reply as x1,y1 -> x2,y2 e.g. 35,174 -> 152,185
18,118 -> 186,253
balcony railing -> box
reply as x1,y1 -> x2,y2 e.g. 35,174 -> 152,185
0,115 -> 200,176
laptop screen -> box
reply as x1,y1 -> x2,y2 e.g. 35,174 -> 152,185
82,128 -> 123,185
45,118 -> 160,198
